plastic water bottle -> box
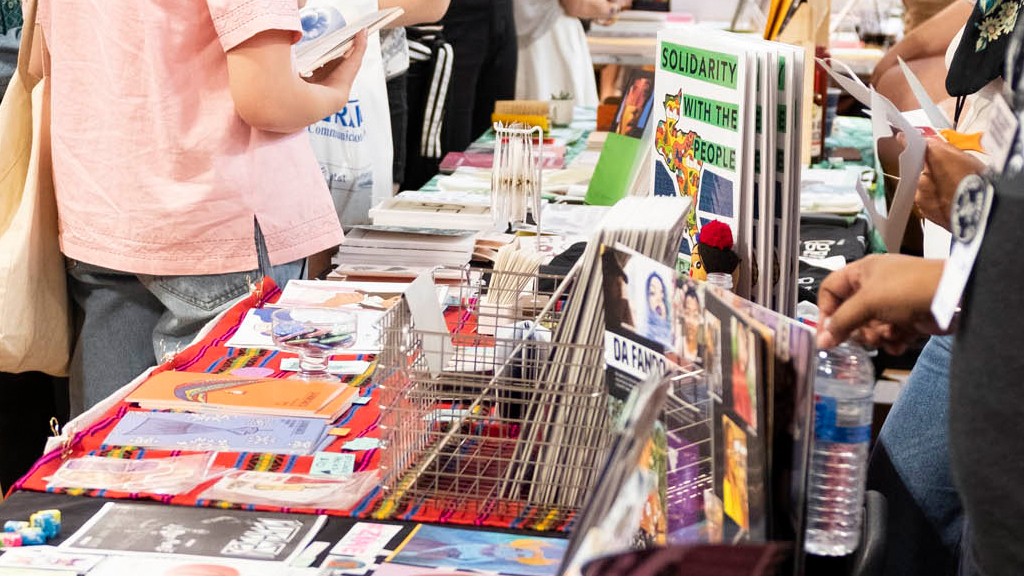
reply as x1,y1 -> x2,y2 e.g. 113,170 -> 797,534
805,341 -> 874,556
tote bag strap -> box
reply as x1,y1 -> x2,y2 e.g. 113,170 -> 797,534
16,0 -> 42,89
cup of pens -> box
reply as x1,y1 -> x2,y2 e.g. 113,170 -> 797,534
271,308 -> 357,381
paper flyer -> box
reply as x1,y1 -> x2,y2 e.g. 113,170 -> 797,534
226,307 -> 384,355
329,522 -> 404,558
103,411 -> 328,455
60,502 -> 326,563
0,547 -> 105,573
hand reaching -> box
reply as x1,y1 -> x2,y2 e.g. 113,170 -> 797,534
816,254 -> 947,352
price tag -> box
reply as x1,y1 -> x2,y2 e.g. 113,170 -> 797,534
311,452 -> 355,478
931,174 -> 994,330
342,437 -> 382,451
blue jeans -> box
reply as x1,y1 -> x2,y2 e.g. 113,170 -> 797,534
868,335 -> 962,574
67,224 -> 305,416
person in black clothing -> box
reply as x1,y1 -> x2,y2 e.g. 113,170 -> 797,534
440,0 -> 517,152
402,0 -> 517,189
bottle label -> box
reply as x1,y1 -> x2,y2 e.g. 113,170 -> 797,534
814,394 -> 871,444
810,103 -> 824,157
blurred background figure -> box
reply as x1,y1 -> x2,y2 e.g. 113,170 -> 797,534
441,0 -> 518,153
514,0 -> 630,108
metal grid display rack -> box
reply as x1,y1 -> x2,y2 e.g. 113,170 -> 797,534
374,266 -> 613,524
663,363 -> 715,540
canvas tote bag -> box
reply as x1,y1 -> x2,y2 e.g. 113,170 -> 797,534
0,0 -> 70,377
304,0 -> 394,228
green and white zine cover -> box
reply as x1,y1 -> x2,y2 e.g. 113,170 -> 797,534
653,29 -> 752,295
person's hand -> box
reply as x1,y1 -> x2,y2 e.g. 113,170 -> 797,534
564,0 -> 620,24
912,135 -> 986,230
304,30 -> 368,106
594,1 -> 621,25
816,254 -> 946,352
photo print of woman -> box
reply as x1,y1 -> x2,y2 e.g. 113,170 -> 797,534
729,318 -> 757,429
642,272 -> 674,349
703,311 -> 723,399
679,286 -> 703,361
619,250 -> 677,351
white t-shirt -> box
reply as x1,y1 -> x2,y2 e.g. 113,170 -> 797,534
512,1 -> 599,108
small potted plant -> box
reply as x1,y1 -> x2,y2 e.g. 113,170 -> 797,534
550,91 -> 574,126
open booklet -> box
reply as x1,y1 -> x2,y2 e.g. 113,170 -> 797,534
294,4 -> 404,77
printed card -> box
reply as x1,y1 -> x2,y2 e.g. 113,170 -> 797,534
330,523 -> 404,558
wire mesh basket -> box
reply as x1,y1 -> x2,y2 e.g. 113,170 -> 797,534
662,364 -> 715,541
374,266 -> 613,524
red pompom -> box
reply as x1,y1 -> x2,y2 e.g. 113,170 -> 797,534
698,220 -> 734,250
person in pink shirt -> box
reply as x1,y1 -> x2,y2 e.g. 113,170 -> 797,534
30,0 -> 367,415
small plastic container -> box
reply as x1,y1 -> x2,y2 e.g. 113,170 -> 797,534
706,272 -> 734,292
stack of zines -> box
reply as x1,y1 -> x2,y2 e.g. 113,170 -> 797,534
652,27 -> 806,315
494,196 -> 691,507
333,225 -> 475,280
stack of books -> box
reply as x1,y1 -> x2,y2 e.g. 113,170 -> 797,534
333,225 -> 476,280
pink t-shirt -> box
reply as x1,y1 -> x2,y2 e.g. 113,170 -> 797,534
38,0 -> 343,275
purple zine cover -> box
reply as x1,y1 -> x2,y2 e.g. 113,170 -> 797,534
390,524 -> 567,576
103,411 -> 328,455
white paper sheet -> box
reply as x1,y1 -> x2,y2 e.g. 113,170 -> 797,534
819,59 -> 925,253
403,272 -> 452,377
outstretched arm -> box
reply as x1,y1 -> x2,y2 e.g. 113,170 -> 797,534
817,254 -> 946,352
225,29 -> 367,133
380,0 -> 452,26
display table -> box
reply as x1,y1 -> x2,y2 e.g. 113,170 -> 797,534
2,279 -> 573,534
0,106 -> 886,573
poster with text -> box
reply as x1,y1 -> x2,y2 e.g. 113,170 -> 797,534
653,28 -> 749,277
